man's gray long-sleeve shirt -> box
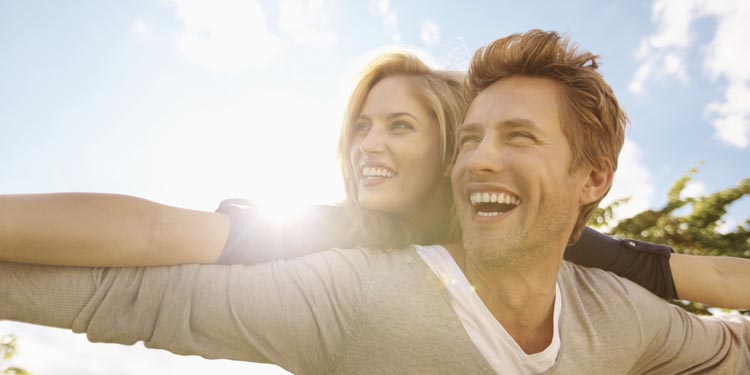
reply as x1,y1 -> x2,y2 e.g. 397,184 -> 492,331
1,246 -> 749,374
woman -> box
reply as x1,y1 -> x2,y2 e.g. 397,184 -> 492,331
1,52 -> 746,308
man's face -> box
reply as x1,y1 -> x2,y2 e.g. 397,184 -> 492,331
451,76 -> 590,266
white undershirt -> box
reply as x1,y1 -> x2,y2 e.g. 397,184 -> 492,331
415,245 -> 561,375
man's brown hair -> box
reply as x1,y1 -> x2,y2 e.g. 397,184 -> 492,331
467,29 -> 628,244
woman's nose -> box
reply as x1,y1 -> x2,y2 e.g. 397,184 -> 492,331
359,127 -> 386,154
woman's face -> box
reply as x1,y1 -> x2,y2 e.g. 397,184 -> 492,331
349,75 -> 450,219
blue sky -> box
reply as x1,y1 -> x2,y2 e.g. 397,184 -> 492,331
1,0 -> 749,373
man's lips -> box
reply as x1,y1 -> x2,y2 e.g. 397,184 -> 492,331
469,191 -> 521,206
464,184 -> 522,219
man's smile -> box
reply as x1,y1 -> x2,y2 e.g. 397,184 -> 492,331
465,185 -> 522,220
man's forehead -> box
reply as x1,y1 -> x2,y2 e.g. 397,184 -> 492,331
462,77 -> 562,133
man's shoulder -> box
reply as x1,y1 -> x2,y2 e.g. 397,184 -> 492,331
555,261 -> 654,367
563,260 -> 665,291
288,245 -> 422,274
561,260 -> 647,291
318,244 -> 419,259
307,245 -> 439,294
559,261 -> 673,323
559,261 -> 661,313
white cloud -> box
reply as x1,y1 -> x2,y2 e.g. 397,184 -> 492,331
629,0 -> 695,91
384,12 -> 398,30
147,86 -> 345,212
629,60 -> 651,94
419,20 -> 440,46
709,112 -> 750,148
132,18 -> 148,34
680,180 -> 706,199
278,0 -> 338,47
369,0 -> 393,22
649,0 -> 695,49
1,322 -> 290,374
171,0 -> 282,73
663,52 -> 687,80
716,216 -> 737,234
632,0 -> 750,148
602,139 -> 655,221
369,0 -> 400,42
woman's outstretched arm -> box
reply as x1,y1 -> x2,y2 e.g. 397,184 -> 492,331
670,253 -> 750,309
566,227 -> 750,309
212,199 -> 354,264
0,193 -> 229,266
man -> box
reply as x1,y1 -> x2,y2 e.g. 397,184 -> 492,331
2,30 -> 749,374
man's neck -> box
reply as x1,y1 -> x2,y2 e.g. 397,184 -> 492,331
443,243 -> 562,354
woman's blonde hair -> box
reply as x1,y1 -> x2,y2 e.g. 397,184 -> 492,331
337,52 -> 469,248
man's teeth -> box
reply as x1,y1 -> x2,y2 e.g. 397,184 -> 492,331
362,167 -> 395,178
469,192 -> 521,206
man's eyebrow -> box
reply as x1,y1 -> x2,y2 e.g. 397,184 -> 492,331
500,118 -> 541,132
459,119 -> 541,135
458,122 -> 482,133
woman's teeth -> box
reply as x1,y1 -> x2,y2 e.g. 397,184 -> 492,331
362,167 -> 395,178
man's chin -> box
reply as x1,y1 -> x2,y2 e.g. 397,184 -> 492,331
462,236 -> 519,266
461,229 -> 544,268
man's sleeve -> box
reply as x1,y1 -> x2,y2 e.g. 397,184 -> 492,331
0,248 -> 376,374
627,280 -> 750,374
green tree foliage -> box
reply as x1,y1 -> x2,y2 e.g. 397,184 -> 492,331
0,335 -> 31,375
590,168 -> 750,316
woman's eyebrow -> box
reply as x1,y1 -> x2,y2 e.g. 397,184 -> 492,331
355,113 -> 370,122
386,112 -> 420,123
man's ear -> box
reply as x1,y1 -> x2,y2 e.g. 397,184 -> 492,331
580,161 -> 613,205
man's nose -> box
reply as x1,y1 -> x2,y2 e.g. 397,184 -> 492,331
465,139 -> 504,176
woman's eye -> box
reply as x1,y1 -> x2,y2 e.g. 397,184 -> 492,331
354,123 -> 371,133
391,121 -> 413,131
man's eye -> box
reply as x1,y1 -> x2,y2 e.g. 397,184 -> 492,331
460,135 -> 479,144
509,131 -> 535,140
459,135 -> 480,150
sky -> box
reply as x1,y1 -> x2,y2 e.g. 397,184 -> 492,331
1,0 -> 749,373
